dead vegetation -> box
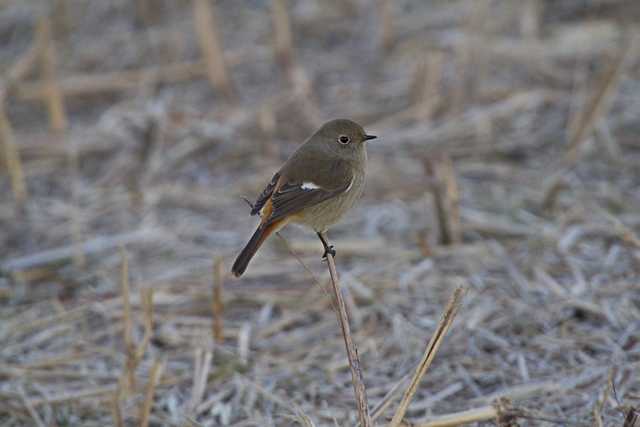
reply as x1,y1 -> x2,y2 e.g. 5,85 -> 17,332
1,0 -> 640,426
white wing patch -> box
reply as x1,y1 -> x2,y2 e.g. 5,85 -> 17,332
345,177 -> 354,192
301,181 -> 321,190
300,178 -> 353,192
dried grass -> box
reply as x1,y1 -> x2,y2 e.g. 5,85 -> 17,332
1,1 -> 640,426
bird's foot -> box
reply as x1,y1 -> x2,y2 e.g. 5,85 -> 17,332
322,245 -> 336,259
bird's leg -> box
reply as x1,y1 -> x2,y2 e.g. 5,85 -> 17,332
317,232 -> 336,259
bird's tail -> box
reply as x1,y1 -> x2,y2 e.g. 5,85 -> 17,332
231,222 -> 278,277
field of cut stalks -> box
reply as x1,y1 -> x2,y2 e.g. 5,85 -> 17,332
1,1 -> 640,426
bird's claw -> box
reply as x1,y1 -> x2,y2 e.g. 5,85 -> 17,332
322,245 -> 336,259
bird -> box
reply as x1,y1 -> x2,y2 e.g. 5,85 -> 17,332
231,119 -> 377,277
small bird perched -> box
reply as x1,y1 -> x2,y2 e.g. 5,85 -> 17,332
232,119 -> 377,277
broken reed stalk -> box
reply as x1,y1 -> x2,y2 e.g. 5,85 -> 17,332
36,17 -> 68,132
425,154 -> 462,245
38,17 -> 75,268
189,349 -> 213,412
451,40 -> 470,115
271,0 -> 293,71
137,287 -> 154,359
409,405 -> 497,427
139,359 -> 164,427
110,388 -> 125,427
411,51 -> 444,123
120,252 -> 154,396
566,33 -> 631,163
16,61 -> 210,100
17,385 -> 46,427
542,35 -> 632,210
0,93 -> 27,205
2,229 -> 158,273
389,286 -> 466,427
324,249 -> 372,427
441,156 -> 461,244
6,32 -> 43,85
370,372 -> 411,422
379,0 -> 393,52
192,0 -> 235,100
120,249 -> 136,392
212,256 -> 224,344
540,173 -> 568,212
0,20 -> 46,206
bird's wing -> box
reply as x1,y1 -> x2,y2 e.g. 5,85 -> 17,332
250,172 -> 280,216
264,176 -> 352,226
256,143 -> 355,225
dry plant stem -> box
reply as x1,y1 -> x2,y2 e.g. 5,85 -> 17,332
16,61 -> 209,100
0,20 -> 43,205
137,287 -> 154,359
451,42 -> 470,115
0,20 -> 43,206
5,33 -> 43,85
139,360 -> 164,427
324,246 -> 372,427
425,155 -> 461,245
408,405 -> 497,427
541,174 -> 568,211
2,229 -> 159,272
17,385 -> 46,427
468,1 -> 489,99
212,256 -> 225,344
189,349 -> 212,412
441,156 -> 461,244
271,0 -> 293,71
412,51 -> 443,122
36,18 -> 67,132
120,249 -> 136,393
379,0 -> 393,52
370,372 -> 411,422
389,286 -> 466,427
566,32 -> 632,163
26,385 -> 117,406
0,94 -> 27,205
193,0 -> 235,100
545,30 -> 632,210
110,389 -> 125,427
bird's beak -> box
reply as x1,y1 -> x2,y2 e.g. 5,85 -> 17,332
364,134 -> 377,141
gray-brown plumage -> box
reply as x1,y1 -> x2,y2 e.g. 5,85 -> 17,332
232,119 -> 376,277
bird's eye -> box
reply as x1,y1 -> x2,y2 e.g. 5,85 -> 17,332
338,135 -> 350,145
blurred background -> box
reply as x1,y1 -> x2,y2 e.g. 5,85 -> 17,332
1,1 -> 640,426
